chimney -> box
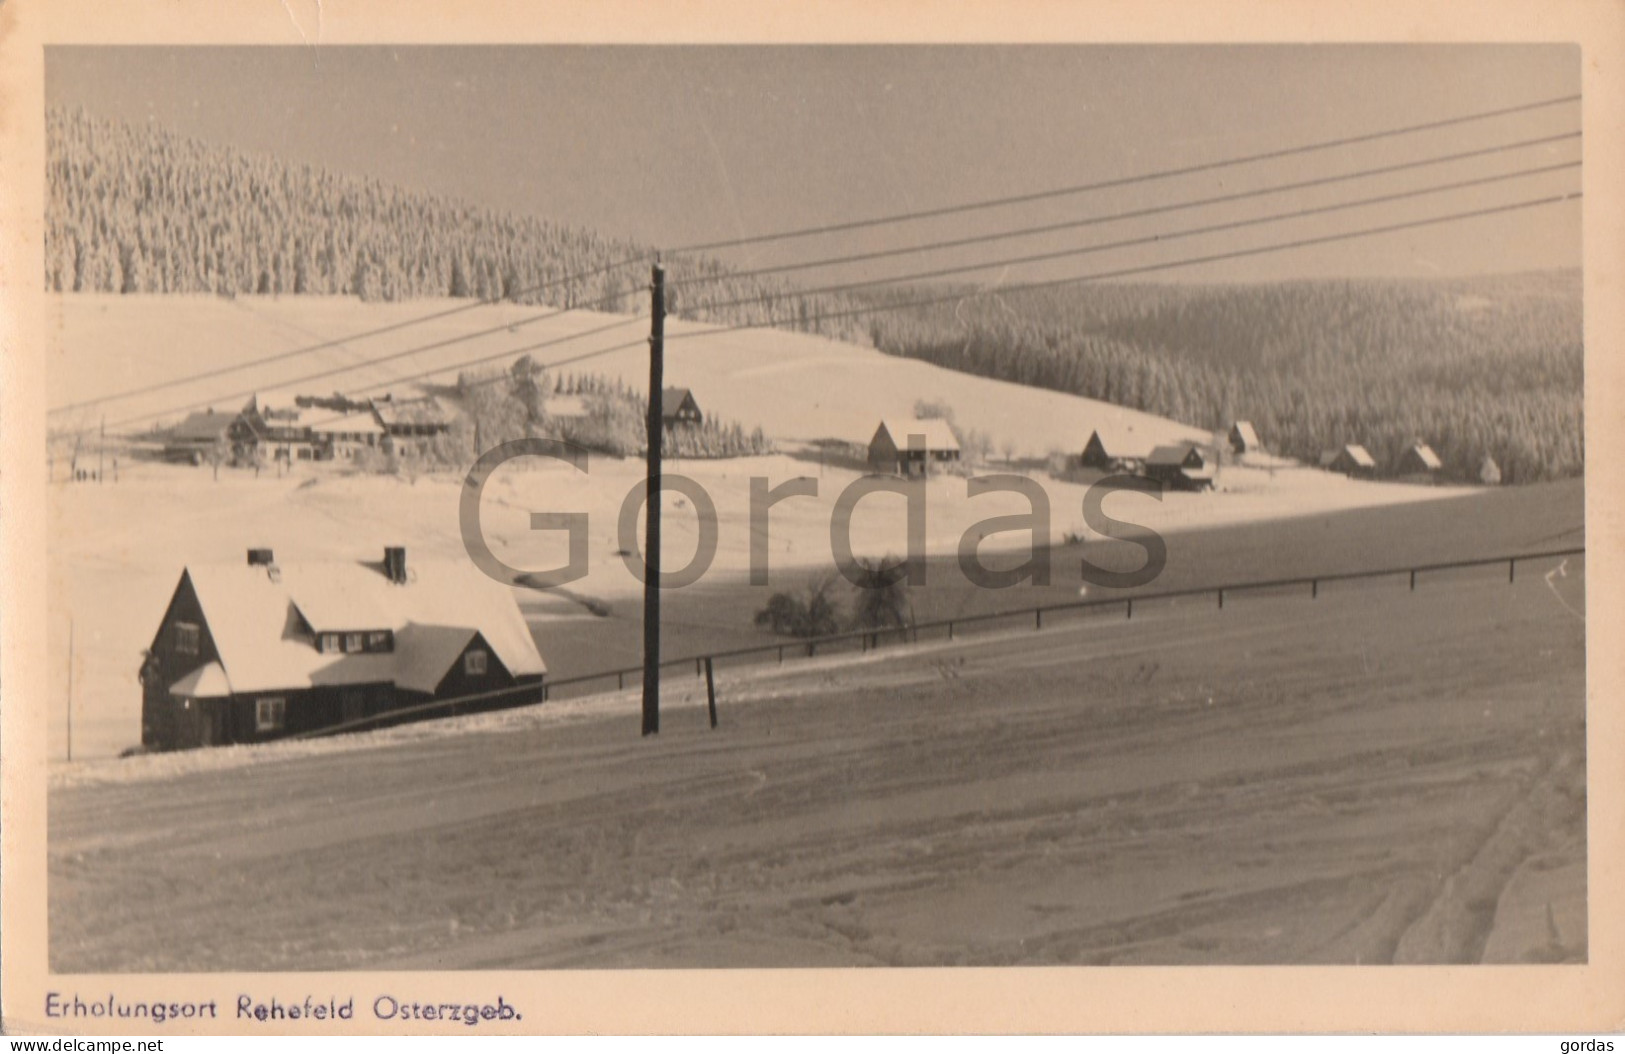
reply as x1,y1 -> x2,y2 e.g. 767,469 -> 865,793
384,546 -> 407,584
247,548 -> 275,567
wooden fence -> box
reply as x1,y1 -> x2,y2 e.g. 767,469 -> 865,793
292,545 -> 1585,741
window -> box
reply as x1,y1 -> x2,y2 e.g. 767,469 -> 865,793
367,631 -> 392,652
345,633 -> 363,653
175,622 -> 200,655
255,697 -> 286,732
463,649 -> 488,676
319,633 -> 340,654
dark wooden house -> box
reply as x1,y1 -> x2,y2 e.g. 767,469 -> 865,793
1143,443 -> 1218,491
139,547 -> 547,751
1319,444 -> 1378,480
661,387 -> 704,428
867,417 -> 961,477
1396,441 -> 1444,478
1227,420 -> 1263,455
1080,429 -> 1147,473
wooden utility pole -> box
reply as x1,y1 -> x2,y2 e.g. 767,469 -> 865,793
66,618 -> 74,762
642,263 -> 666,736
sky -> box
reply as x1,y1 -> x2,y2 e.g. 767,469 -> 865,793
44,45 -> 1582,284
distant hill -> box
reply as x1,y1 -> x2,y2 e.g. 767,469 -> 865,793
43,106 -> 871,342
47,106 -> 1583,483
863,274 -> 1583,483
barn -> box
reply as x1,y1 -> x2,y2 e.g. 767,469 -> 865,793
1143,443 -> 1218,491
310,408 -> 386,460
867,417 -> 961,477
1319,444 -> 1378,480
661,387 -> 703,428
1396,441 -> 1444,478
139,547 -> 547,751
1080,429 -> 1147,472
162,410 -> 236,465
1227,420 -> 1263,455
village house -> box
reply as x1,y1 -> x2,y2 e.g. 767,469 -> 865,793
1227,420 -> 1263,456
309,408 -> 386,460
661,387 -> 703,428
139,547 -> 547,750
867,417 -> 962,477
162,410 -> 236,465
237,395 -> 322,463
1319,444 -> 1378,480
371,395 -> 453,456
1143,442 -> 1218,491
1479,454 -> 1503,486
1395,441 -> 1444,479
1080,428 -> 1147,473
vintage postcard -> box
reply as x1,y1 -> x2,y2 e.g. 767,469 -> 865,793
2,0 -> 1622,1037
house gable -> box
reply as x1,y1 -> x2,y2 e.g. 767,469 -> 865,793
430,629 -> 524,700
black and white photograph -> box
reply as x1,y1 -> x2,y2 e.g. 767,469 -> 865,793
2,1 -> 1622,1037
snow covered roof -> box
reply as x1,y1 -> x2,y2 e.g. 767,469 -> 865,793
1405,442 -> 1443,470
1322,444 -> 1377,468
172,556 -> 545,695
167,411 -> 236,443
308,409 -> 385,435
661,387 -> 700,419
1229,421 -> 1261,448
371,397 -> 450,427
170,661 -> 232,698
874,417 -> 960,452
1084,428 -> 1148,458
1146,444 -> 1194,466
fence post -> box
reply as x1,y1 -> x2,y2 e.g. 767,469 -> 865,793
778,645 -> 785,664
704,657 -> 718,729
1509,558 -> 1516,584
948,620 -> 954,640
1217,589 -> 1225,610
1409,569 -> 1417,592
618,670 -> 625,690
1126,598 -> 1134,620
696,657 -> 703,678
1036,608 -> 1043,630
1311,579 -> 1318,599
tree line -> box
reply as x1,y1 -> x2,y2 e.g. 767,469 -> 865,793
48,105 -> 1582,483
863,275 -> 1582,483
44,106 -> 873,343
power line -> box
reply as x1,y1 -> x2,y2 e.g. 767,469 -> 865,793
103,294 -> 646,433
663,93 -> 1580,256
74,94 -> 1582,433
666,131 -> 1580,290
104,170 -> 1577,435
663,191 -> 1580,344
679,162 -> 1580,313
53,94 -> 1577,422
293,333 -> 653,434
48,252 -> 652,417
